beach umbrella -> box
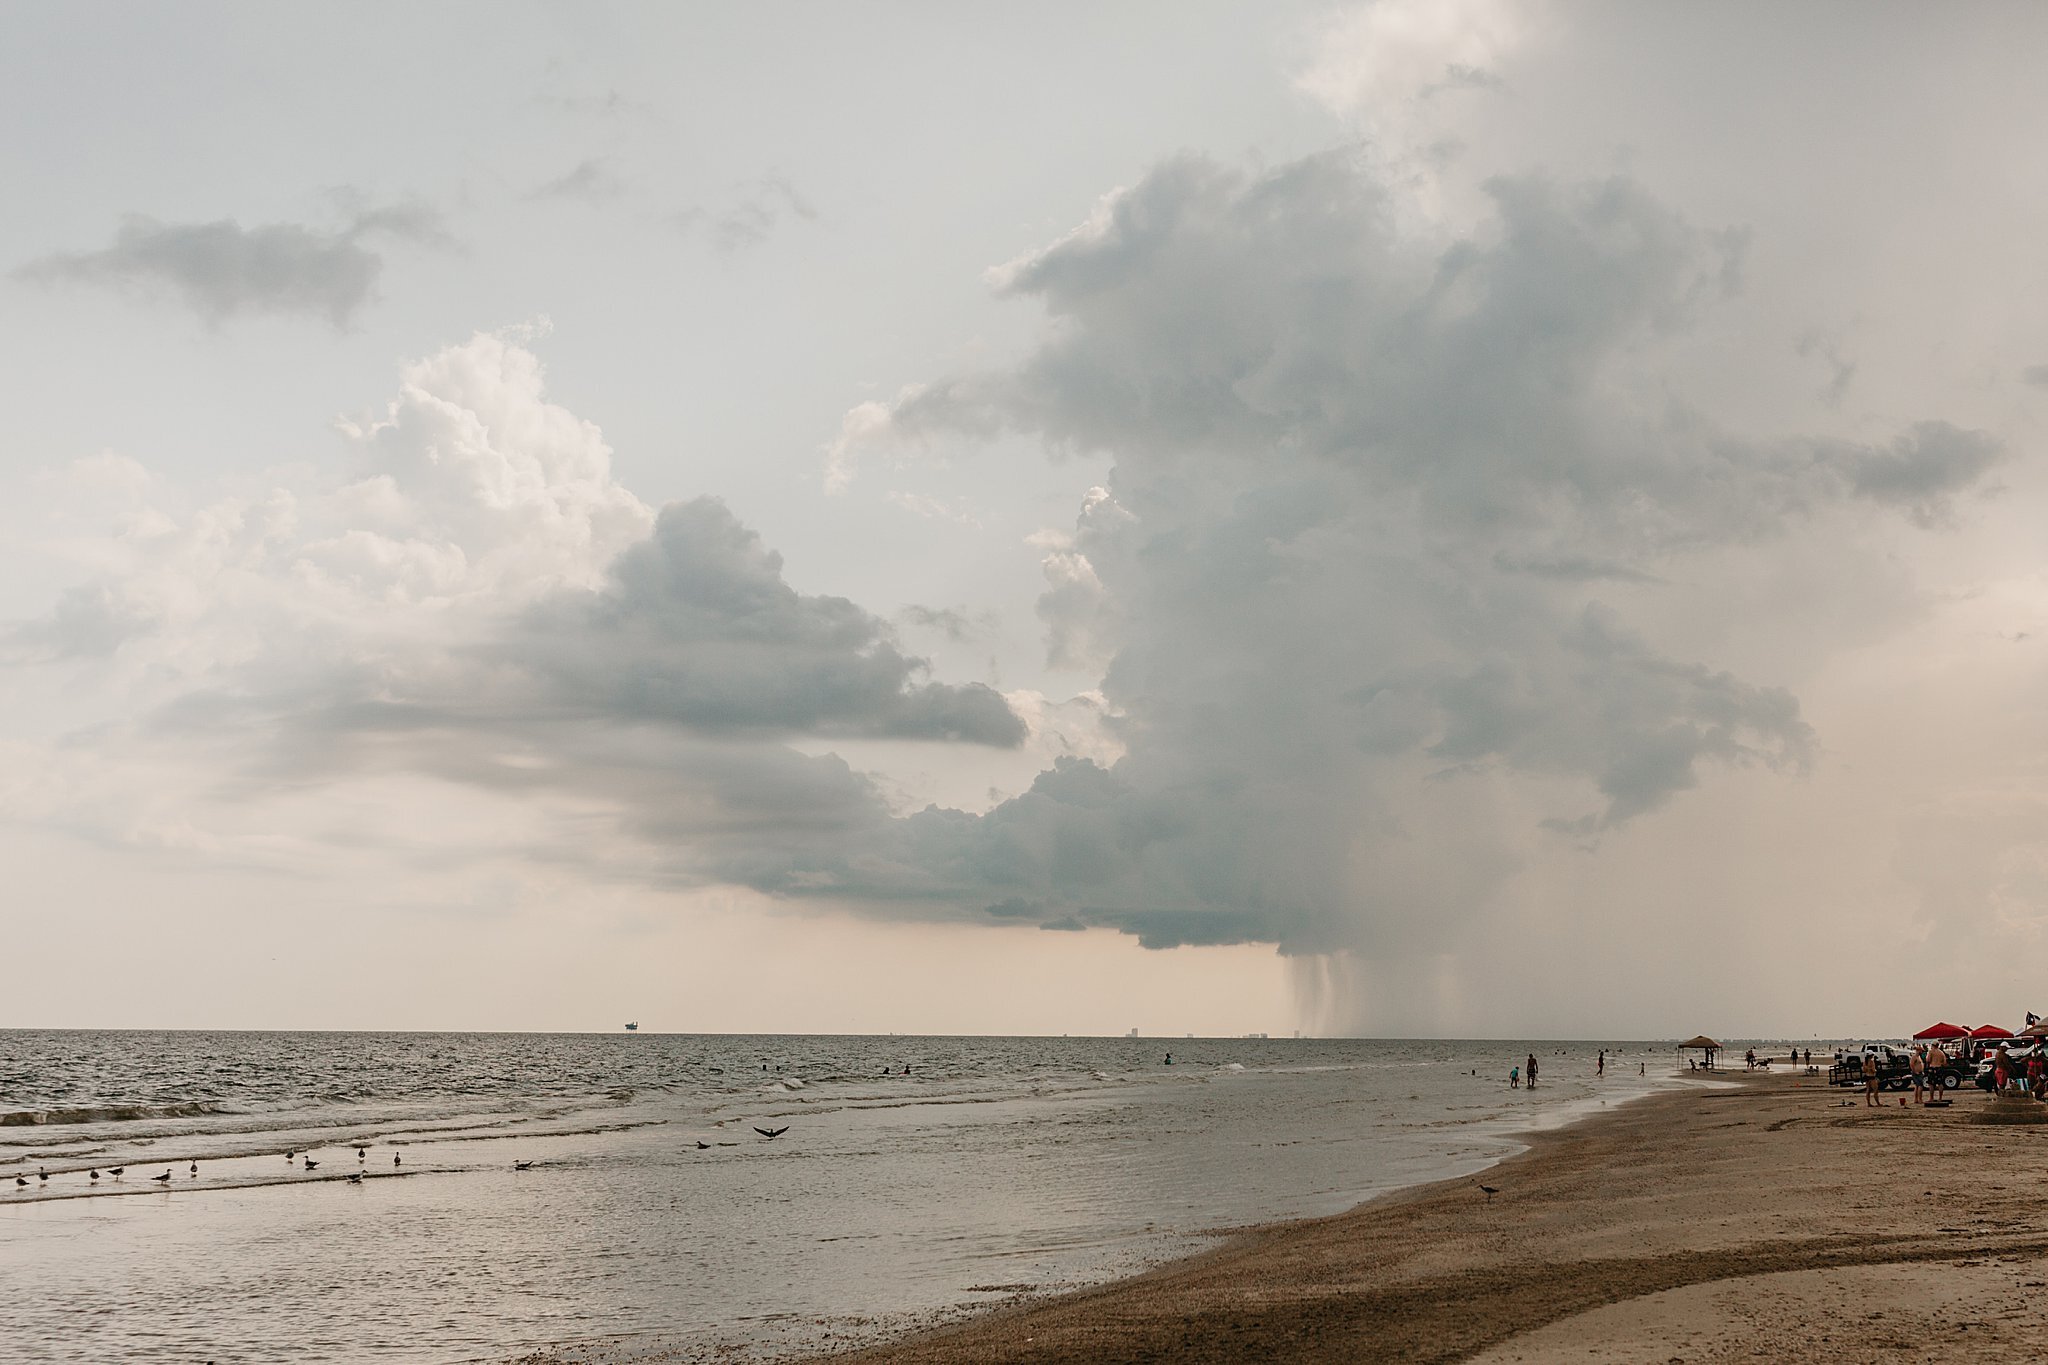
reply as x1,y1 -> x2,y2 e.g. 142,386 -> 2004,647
1914,1022 -> 1970,1040
1970,1024 -> 2016,1040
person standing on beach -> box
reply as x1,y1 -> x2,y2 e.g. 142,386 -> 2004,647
1526,1054 -> 1538,1090
1864,1054 -> 1882,1107
1909,1047 -> 1925,1105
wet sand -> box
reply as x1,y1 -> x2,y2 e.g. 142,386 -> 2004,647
828,1068 -> 2048,1363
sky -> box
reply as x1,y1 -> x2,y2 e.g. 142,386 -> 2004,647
6,2 -> 2048,1038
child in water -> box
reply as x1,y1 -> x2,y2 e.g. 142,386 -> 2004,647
1510,1065 -> 1520,1088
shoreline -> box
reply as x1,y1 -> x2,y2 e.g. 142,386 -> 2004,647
816,1069 -> 2048,1363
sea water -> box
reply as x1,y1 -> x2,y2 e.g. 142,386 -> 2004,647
0,1031 -> 1683,1363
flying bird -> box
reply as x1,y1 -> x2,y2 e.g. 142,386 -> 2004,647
754,1126 -> 788,1139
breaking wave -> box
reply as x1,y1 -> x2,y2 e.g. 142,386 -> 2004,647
1,1101 -> 236,1127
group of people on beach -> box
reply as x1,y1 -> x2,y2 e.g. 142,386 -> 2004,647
1981,1041 -> 2045,1100
1856,1043 -> 1953,1107
1507,1049 -> 1644,1088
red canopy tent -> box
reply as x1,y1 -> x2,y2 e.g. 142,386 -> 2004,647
1914,1022 -> 1970,1040
1970,1024 -> 2016,1040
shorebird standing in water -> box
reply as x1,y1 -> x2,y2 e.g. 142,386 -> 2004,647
303,1158 -> 319,1170
393,1153 -> 401,1166
89,1169 -> 99,1182
152,1171 -> 171,1184
108,1167 -> 124,1178
189,1162 -> 198,1176
13,1176 -> 24,1188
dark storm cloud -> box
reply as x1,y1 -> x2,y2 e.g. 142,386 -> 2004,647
802,150 -> 2000,952
15,206 -> 448,327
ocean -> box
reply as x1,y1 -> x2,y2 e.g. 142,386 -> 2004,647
0,1031 -> 1683,1363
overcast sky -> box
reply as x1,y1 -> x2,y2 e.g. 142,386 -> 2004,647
6,2 -> 2048,1038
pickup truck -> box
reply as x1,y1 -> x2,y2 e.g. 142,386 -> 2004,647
1827,1048 -> 1968,1091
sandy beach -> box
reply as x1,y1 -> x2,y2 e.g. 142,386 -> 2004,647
828,1068 -> 2048,1364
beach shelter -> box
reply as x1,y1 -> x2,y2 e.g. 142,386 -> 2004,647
1970,1024 -> 2016,1040
2022,1023 -> 2048,1039
1678,1035 -> 1722,1069
1914,1022 -> 1970,1041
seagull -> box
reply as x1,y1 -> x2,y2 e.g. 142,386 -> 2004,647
514,1160 -> 534,1171
393,1154 -> 401,1166
357,1148 -> 366,1160
189,1162 -> 198,1176
754,1126 -> 788,1139
13,1176 -> 24,1188
1476,1182 -> 1499,1202
303,1158 -> 319,1171
89,1169 -> 100,1182
285,1150 -> 295,1160
152,1170 -> 171,1184
108,1167 -> 125,1177
345,1172 -> 363,1185
37,1168 -> 48,1182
